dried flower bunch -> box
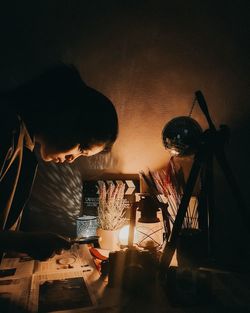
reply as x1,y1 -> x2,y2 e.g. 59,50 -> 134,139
97,181 -> 126,231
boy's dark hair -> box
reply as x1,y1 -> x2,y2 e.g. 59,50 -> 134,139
3,64 -> 118,152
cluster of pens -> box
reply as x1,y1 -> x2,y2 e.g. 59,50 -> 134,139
140,157 -> 198,230
97,181 -> 126,231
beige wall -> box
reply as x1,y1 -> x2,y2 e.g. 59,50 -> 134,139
1,1 -> 249,173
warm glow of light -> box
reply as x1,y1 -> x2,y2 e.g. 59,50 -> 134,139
119,211 -> 164,247
118,225 -> 129,245
136,221 -> 163,249
112,134 -> 171,173
118,225 -> 138,245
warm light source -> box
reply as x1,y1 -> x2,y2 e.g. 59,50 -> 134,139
118,194 -> 164,249
118,225 -> 130,245
136,220 -> 163,249
118,224 -> 138,246
135,193 -> 164,250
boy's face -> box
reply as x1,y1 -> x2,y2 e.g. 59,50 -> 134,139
37,141 -> 105,163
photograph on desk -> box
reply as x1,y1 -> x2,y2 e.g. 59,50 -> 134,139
38,277 -> 92,313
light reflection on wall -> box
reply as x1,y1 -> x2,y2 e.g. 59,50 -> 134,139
25,161 -> 83,237
24,151 -> 119,236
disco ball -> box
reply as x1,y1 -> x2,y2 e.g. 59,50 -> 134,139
162,116 -> 202,156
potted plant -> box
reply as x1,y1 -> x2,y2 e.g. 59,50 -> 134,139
97,181 -> 126,250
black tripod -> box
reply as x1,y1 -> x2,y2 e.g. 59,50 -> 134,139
160,91 -> 249,270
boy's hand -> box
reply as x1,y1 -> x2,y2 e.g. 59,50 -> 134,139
1,231 -> 72,261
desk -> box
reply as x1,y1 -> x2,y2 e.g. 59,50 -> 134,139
0,245 -> 250,313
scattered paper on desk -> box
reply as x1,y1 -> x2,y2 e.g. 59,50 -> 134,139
0,257 -> 35,279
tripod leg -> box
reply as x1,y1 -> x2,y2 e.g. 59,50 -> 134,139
206,153 -> 216,258
160,154 -> 202,270
194,153 -> 214,261
197,165 -> 209,234
197,163 -> 210,254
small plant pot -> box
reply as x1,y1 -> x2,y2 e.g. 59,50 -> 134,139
96,228 -> 120,251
